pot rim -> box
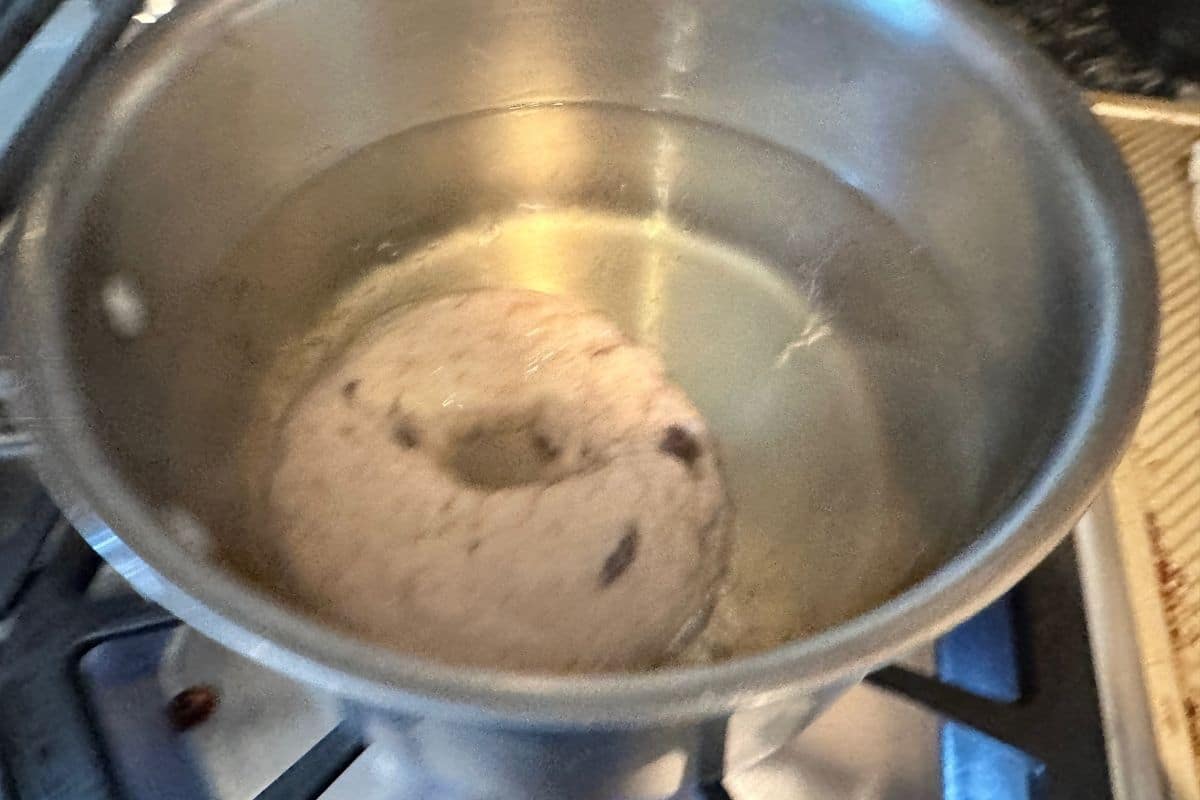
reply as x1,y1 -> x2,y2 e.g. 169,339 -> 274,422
7,0 -> 1157,727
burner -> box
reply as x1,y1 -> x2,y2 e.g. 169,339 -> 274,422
0,499 -> 1124,799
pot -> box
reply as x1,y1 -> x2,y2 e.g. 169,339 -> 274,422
4,0 -> 1155,796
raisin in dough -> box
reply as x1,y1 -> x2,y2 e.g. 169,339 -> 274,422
264,289 -> 731,673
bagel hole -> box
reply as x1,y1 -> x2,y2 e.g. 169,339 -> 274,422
447,418 -> 560,489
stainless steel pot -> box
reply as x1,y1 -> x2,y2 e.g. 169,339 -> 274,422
4,0 -> 1156,796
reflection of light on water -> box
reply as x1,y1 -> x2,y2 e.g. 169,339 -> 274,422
499,212 -> 573,295
101,273 -> 149,339
773,318 -> 832,368
475,221 -> 501,246
133,0 -> 177,24
638,123 -> 681,345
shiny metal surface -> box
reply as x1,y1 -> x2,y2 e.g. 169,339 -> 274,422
80,624 -> 343,799
83,625 -> 942,799
3,0 -> 1156,795
1077,494 -> 1169,800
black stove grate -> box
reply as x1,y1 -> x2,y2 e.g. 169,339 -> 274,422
869,541 -> 1112,799
0,527 -> 173,800
0,518 -> 368,800
0,0 -> 141,215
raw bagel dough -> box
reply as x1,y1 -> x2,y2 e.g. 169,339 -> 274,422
264,289 -> 731,672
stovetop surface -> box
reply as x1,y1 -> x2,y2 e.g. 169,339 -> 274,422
0,454 -> 1116,799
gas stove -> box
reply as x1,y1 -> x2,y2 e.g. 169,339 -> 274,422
0,451 -> 1158,799
0,2 -> 1178,799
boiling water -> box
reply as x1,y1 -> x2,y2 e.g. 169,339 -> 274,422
230,103 -> 976,664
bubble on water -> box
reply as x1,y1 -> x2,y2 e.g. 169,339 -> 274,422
372,239 -> 406,260
163,506 -> 213,560
476,221 -> 501,246
101,273 -> 148,339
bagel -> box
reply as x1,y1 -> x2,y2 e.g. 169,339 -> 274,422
264,288 -> 732,672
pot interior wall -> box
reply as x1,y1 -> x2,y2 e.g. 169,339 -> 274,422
61,0 -> 1100,660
